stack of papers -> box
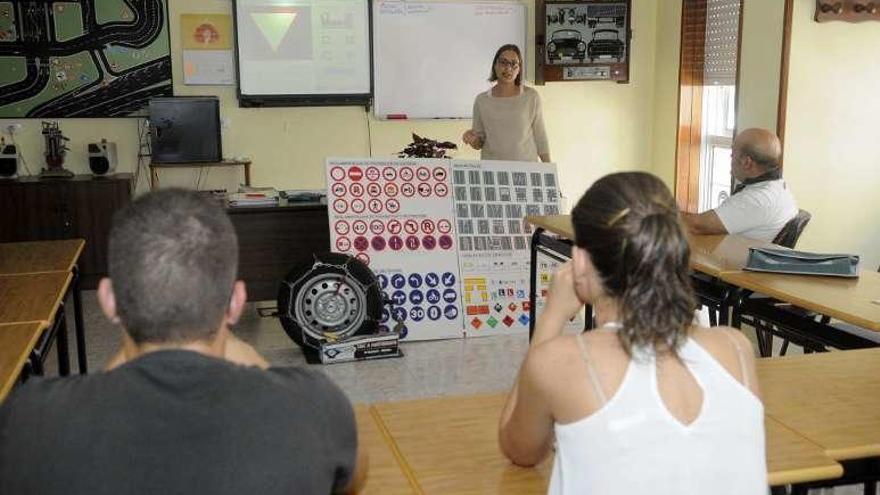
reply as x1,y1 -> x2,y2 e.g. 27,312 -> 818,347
227,188 -> 278,207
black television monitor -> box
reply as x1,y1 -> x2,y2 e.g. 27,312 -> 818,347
149,97 -> 222,163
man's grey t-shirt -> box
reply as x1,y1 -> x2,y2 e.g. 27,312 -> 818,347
0,350 -> 356,495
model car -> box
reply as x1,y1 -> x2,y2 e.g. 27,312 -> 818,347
588,29 -> 625,62
547,29 -> 586,62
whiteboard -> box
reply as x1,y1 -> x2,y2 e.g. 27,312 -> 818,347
373,1 -> 526,119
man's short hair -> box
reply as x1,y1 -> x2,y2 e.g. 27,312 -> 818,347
740,141 -> 780,171
108,189 -> 238,344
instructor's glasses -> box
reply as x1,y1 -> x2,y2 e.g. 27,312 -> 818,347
497,59 -> 520,69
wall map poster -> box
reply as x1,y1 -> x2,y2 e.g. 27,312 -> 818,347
452,160 -> 561,337
0,0 -> 172,117
326,158 -> 464,341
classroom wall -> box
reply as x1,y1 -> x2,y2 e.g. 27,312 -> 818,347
736,0 -> 785,134
0,0 -> 661,204
649,0 -> 682,189
781,0 -> 880,269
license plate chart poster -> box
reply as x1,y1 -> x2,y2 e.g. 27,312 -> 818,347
326,158 -> 463,340
452,160 -> 561,337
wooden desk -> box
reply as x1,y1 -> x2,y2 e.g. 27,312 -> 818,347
525,215 -> 776,277
354,405 -> 418,494
372,393 -> 843,491
149,160 -> 251,191
724,270 -> 880,332
0,322 -> 44,402
765,416 -> 843,486
689,234 -> 778,278
373,393 -> 550,494
525,214 -> 572,239
226,201 -> 329,301
0,240 -> 89,373
0,272 -> 73,375
0,272 -> 72,325
758,348 -> 880,460
0,239 -> 85,274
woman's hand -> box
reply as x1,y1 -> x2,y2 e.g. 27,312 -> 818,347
544,261 -> 584,323
462,129 -> 482,150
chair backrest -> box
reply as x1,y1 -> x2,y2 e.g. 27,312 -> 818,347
773,209 -> 811,248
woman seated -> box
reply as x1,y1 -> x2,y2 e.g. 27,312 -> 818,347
499,172 -> 765,494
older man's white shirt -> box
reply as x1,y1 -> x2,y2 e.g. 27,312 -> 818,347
714,179 -> 798,242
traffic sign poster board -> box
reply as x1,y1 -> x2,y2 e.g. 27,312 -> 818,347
452,160 -> 561,337
327,158 -> 463,340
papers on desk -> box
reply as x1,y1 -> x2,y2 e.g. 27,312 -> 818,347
227,189 -> 278,207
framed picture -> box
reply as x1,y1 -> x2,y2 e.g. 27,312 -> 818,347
536,0 -> 631,83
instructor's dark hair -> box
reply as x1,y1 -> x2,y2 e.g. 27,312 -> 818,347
489,44 -> 523,86
108,189 -> 238,344
571,172 -> 695,356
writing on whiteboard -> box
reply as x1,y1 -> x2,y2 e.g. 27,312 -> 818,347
476,5 -> 516,16
379,2 -> 404,15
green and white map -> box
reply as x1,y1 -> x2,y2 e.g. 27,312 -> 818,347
0,0 -> 172,118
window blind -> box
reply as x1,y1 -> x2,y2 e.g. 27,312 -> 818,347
703,0 -> 741,85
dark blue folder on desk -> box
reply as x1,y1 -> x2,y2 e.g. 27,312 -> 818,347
745,247 -> 860,278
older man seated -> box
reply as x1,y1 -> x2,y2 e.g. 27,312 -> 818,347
683,128 -> 798,242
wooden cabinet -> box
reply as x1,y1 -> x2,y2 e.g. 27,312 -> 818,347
0,175 -> 133,288
226,202 -> 330,302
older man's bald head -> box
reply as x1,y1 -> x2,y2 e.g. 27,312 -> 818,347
734,128 -> 782,171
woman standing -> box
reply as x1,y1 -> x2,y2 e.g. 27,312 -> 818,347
499,172 -> 766,494
462,45 -> 551,163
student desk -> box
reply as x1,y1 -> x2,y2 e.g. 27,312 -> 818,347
0,322 -> 44,401
372,394 -> 551,494
758,348 -> 880,491
758,348 -> 880,460
0,272 -> 73,376
369,393 -> 841,492
724,270 -> 880,351
353,405 -> 417,494
0,239 -> 88,373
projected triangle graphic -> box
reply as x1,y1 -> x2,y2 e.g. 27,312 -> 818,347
251,12 -> 297,52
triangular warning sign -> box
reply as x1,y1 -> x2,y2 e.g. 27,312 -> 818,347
250,12 -> 297,52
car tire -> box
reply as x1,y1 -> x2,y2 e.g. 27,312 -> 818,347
277,252 -> 382,350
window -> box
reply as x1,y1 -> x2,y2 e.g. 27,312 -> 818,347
675,0 -> 742,213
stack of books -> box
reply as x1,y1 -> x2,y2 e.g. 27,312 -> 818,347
227,187 -> 279,207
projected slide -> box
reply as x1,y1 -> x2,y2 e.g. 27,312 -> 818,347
235,0 -> 370,99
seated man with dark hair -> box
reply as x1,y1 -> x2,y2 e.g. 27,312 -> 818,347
0,189 -> 367,495
682,128 -> 798,242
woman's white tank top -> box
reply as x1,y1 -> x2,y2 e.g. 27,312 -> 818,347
548,337 -> 766,495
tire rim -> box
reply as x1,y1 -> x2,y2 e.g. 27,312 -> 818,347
293,272 -> 367,341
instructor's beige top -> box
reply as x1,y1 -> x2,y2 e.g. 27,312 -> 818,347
472,86 -> 549,162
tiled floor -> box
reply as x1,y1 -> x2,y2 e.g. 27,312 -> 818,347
41,293 -> 864,495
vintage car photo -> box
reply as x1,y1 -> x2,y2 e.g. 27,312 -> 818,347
547,29 -> 587,62
588,29 -> 626,62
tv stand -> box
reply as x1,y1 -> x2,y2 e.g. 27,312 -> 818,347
149,160 -> 251,190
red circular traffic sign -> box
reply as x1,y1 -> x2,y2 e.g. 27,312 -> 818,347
348,166 -> 363,181
354,236 -> 369,251
329,166 -> 346,181
334,220 -> 350,235
352,220 -> 368,235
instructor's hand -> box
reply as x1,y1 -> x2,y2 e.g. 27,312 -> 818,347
462,129 -> 482,150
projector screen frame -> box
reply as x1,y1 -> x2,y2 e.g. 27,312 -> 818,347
231,0 -> 374,109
